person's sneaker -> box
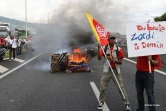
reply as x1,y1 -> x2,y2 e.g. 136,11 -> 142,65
125,104 -> 131,111
97,102 -> 104,109
9,59 -> 11,62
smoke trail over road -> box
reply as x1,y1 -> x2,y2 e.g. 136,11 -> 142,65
31,0 -> 129,71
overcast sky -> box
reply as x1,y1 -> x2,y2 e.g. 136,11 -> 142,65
0,0 -> 166,33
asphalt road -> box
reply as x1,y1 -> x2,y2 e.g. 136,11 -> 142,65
0,53 -> 166,111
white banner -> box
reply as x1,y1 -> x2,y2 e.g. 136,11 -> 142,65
126,21 -> 166,57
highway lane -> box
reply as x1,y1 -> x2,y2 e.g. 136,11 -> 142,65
0,54 -> 166,111
0,52 -> 39,74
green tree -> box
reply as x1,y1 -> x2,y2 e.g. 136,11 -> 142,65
154,12 -> 166,22
15,28 -> 30,38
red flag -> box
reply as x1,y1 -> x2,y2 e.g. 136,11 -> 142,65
85,12 -> 110,46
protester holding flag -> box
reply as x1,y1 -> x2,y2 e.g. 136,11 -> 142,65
135,55 -> 161,111
97,34 -> 131,111
85,12 -> 131,110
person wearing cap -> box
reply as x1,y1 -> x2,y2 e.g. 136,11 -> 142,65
97,34 -> 131,111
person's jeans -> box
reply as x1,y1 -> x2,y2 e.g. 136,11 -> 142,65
135,70 -> 156,111
9,48 -> 16,60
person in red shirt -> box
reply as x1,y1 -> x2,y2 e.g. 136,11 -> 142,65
136,55 -> 161,111
97,34 -> 131,111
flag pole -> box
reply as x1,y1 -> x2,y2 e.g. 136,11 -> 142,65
85,12 -> 126,99
146,21 -> 151,73
148,56 -> 152,73
148,61 -> 152,73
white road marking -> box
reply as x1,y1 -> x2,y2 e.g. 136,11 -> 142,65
0,65 -> 9,73
90,81 -> 110,111
124,58 -> 166,76
14,58 -> 25,63
3,58 -> 9,60
155,70 -> 166,76
3,58 -> 25,63
123,58 -> 136,64
0,53 -> 42,79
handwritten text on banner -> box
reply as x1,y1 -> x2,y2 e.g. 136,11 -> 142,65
126,22 -> 166,57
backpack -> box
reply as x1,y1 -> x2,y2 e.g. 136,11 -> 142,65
104,44 -> 119,57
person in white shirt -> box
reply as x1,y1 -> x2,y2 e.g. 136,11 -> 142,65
8,36 -> 18,61
24,38 -> 27,42
23,38 -> 30,50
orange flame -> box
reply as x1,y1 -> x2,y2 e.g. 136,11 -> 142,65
68,48 -> 90,63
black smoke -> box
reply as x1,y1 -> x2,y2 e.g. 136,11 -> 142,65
29,0 -> 128,71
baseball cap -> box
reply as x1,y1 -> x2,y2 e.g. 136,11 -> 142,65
108,34 -> 116,39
